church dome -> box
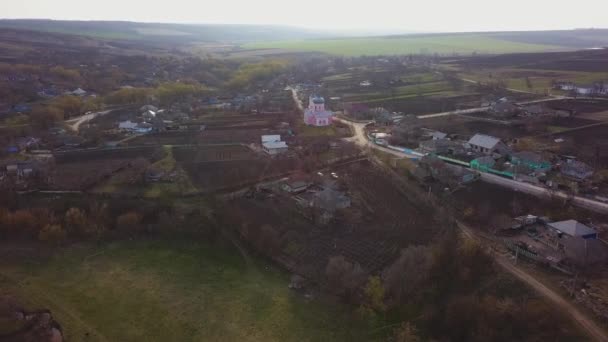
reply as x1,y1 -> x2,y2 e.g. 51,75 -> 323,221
312,96 -> 325,104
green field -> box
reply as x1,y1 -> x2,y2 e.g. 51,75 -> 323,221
244,34 -> 565,56
0,239 -> 376,341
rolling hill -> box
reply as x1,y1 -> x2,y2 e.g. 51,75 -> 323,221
243,30 -> 608,56
0,19 -> 330,43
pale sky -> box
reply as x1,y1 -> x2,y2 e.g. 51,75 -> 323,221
2,0 -> 607,33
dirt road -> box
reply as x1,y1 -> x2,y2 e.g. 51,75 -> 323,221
457,222 -> 608,342
497,257 -> 608,341
333,117 -> 415,158
65,109 -> 111,132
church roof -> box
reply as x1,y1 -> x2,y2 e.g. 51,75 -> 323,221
311,96 -> 325,104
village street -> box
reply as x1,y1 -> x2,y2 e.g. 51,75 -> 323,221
335,115 -> 608,215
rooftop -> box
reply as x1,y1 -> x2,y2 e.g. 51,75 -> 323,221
468,134 -> 501,149
261,135 -> 281,143
548,220 -> 597,238
263,141 -> 288,149
311,96 -> 325,104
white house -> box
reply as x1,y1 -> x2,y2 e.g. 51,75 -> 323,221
118,120 -> 152,134
261,135 -> 288,155
71,88 -> 87,96
118,120 -> 138,131
263,141 -> 288,155
261,135 -> 282,144
467,134 -> 510,156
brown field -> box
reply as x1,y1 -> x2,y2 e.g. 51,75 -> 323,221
536,124 -> 608,167
223,160 -> 439,280
50,147 -> 164,190
421,116 -> 532,140
49,159 -> 131,190
181,159 -> 296,191
172,145 -> 257,162
453,182 -> 605,227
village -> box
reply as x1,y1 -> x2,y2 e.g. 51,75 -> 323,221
2,28 -> 608,341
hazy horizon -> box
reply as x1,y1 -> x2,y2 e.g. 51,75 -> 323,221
2,0 -> 607,34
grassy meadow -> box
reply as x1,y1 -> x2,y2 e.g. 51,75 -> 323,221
243,34 -> 565,56
0,239 -> 377,342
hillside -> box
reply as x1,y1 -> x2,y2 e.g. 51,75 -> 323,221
244,30 -> 608,56
0,19 -> 329,43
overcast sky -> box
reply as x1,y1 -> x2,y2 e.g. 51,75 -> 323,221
2,0 -> 607,33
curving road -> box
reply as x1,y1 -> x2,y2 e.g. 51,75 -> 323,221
65,109 -> 112,132
458,221 -> 608,342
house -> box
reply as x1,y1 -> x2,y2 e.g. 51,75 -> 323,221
134,123 -> 153,134
445,163 -> 477,184
38,88 -> 60,98
418,138 -> 454,154
560,159 -> 594,181
467,134 -> 510,156
489,101 -> 519,117
510,151 -> 552,171
142,110 -> 156,119
304,96 -> 334,126
7,137 -> 40,153
118,120 -> 138,131
281,180 -> 310,194
263,141 -> 288,155
428,130 -> 448,140
373,108 -> 394,125
4,161 -> 37,178
12,104 -> 31,113
261,135 -> 282,144
521,104 -> 547,116
360,80 -> 372,87
312,187 -> 351,212
261,135 -> 288,155
145,168 -> 164,182
140,105 -> 159,112
548,220 -> 598,239
545,220 -> 608,265
70,88 -> 87,96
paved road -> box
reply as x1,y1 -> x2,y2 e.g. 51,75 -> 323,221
333,117 -> 416,158
335,115 -> 608,214
417,107 -> 489,119
480,172 -> 608,214
458,221 -> 608,342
